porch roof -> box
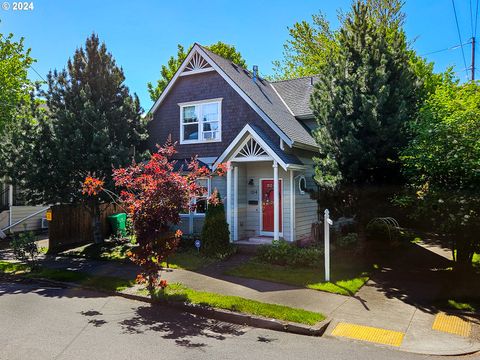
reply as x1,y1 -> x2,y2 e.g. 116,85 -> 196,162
213,124 -> 304,171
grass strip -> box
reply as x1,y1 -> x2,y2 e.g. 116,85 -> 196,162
0,260 -> 134,292
62,243 -> 215,271
146,283 -> 325,325
225,261 -> 369,296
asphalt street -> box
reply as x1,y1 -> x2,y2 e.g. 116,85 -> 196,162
0,279 -> 460,360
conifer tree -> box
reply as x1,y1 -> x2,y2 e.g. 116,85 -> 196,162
311,0 -> 419,186
5,34 -> 146,243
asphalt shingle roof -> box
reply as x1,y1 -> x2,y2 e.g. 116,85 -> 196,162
199,45 -> 318,149
249,124 -> 303,166
271,76 -> 318,118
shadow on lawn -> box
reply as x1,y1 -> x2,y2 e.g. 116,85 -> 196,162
118,304 -> 246,348
364,241 -> 480,314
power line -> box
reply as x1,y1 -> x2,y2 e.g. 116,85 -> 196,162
452,0 -> 470,79
0,33 -> 47,83
421,42 -> 470,56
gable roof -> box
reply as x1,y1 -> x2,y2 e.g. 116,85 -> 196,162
150,44 -> 319,150
271,76 -> 318,118
213,124 -> 305,171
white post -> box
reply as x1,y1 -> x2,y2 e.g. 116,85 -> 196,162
226,162 -> 232,242
324,209 -> 333,282
273,161 -> 279,241
289,170 -> 294,242
8,184 -> 13,207
8,184 -> 13,228
233,165 -> 238,241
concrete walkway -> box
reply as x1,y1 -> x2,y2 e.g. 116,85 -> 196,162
1,246 -> 479,356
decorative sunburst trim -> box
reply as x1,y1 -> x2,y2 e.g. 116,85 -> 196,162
184,52 -> 212,72
235,138 -> 269,158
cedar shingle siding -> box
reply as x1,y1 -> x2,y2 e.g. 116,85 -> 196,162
148,71 -> 280,159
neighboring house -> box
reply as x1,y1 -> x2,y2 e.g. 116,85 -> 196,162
148,44 -> 320,243
0,180 -> 49,235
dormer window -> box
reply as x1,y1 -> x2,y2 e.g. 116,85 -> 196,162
179,98 -> 222,144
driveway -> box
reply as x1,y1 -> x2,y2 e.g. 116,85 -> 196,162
0,279 -> 446,360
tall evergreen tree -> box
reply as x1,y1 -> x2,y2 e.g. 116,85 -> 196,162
311,0 -> 419,187
4,34 -> 146,242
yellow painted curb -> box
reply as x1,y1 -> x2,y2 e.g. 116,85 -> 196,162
331,322 -> 404,347
432,313 -> 471,337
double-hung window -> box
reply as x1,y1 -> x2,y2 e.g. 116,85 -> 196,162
180,99 -> 222,144
181,177 -> 210,216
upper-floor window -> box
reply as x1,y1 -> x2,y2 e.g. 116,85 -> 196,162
179,99 -> 222,144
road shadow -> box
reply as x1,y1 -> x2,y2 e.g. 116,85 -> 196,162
118,303 -> 246,348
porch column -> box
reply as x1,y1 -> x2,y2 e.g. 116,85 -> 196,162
289,170 -> 295,242
226,162 -> 232,242
233,165 -> 238,241
273,161 -> 279,241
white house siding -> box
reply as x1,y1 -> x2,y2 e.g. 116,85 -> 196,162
6,206 -> 48,233
293,151 -> 319,242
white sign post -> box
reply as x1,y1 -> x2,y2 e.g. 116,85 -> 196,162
324,209 -> 333,282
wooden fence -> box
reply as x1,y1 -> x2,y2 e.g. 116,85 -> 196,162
48,203 -> 123,251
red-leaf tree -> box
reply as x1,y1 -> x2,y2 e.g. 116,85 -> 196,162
82,141 -> 227,293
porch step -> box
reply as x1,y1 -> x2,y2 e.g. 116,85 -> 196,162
234,237 -> 273,254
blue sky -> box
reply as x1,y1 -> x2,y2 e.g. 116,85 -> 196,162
0,0 -> 477,110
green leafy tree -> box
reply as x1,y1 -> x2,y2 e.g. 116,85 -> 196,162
311,0 -> 419,187
4,34 -> 146,243
147,41 -> 247,102
400,79 -> 480,267
0,33 -> 35,133
272,12 -> 338,80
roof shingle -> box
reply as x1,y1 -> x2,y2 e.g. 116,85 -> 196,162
199,45 -> 318,149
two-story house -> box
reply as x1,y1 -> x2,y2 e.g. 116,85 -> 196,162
148,44 -> 319,244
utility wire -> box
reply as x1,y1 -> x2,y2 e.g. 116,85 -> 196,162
0,33 -> 47,83
421,42 -> 470,56
452,0 -> 470,78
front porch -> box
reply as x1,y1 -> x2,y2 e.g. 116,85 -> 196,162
214,124 -> 309,243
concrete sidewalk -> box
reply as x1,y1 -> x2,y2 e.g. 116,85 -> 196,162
3,251 -> 479,356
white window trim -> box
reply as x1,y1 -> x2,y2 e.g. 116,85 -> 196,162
180,177 -> 211,217
179,98 -> 222,145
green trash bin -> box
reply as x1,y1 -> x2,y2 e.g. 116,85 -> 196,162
107,213 -> 127,237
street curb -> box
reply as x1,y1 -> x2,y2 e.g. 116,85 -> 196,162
14,275 -> 330,337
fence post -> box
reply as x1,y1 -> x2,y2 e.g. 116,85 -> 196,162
324,209 -> 333,282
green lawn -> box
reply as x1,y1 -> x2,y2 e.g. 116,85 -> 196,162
147,283 -> 325,325
225,261 -> 369,296
62,242 -> 215,271
446,299 -> 477,312
0,260 -> 134,292
0,260 -> 29,274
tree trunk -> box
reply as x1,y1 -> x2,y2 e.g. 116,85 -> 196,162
91,202 -> 103,244
454,237 -> 474,272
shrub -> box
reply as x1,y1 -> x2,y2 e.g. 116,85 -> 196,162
201,191 -> 232,258
365,221 -> 391,241
10,231 -> 39,268
337,232 -> 359,248
256,240 -> 324,268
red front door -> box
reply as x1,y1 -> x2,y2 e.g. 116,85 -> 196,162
261,179 -> 282,233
